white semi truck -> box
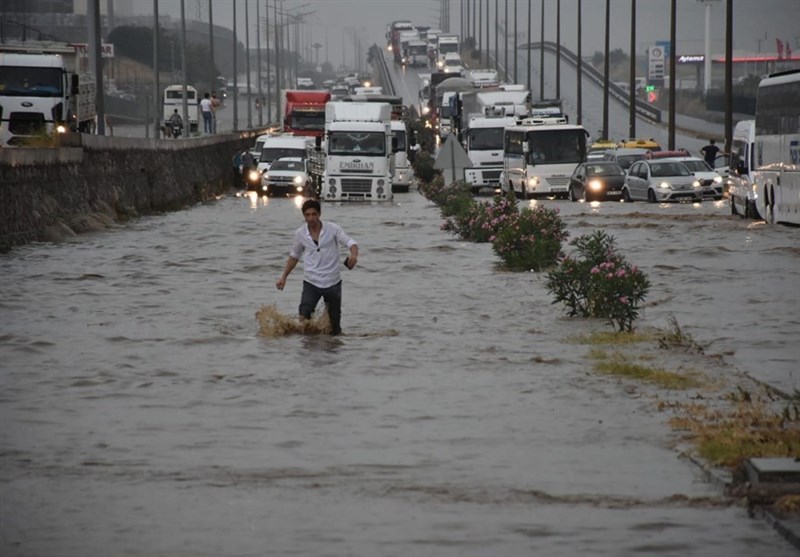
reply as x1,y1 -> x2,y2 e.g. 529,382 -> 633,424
308,101 -> 393,201
0,46 -> 97,146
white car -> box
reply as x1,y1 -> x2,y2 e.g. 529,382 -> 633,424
623,160 -> 703,203
261,157 -> 313,197
665,156 -> 724,199
440,52 -> 464,75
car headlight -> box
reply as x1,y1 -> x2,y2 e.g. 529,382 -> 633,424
713,176 -> 723,183
293,175 -> 303,184
658,181 -> 671,190
422,106 -> 430,115
588,179 -> 603,191
56,124 -> 67,134
692,180 -> 701,188
248,170 -> 260,181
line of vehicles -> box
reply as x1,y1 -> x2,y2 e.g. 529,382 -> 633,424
388,21 -> 798,225
240,78 -> 413,202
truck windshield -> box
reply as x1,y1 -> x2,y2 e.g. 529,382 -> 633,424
468,127 -> 504,150
329,132 -> 386,156
260,147 -> 307,163
1,66 -> 62,97
290,110 -> 325,130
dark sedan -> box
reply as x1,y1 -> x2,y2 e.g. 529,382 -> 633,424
568,162 -> 627,202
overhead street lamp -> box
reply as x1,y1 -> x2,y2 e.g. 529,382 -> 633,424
696,0 -> 721,94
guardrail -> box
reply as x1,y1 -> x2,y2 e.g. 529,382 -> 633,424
535,40 -> 662,124
370,44 -> 395,97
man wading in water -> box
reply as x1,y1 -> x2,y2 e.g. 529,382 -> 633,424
276,199 -> 358,335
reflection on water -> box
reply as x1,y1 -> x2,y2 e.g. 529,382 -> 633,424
0,192 -> 797,556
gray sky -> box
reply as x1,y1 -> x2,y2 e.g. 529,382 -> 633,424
134,0 -> 800,70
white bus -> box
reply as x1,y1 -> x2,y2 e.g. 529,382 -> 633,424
751,70 -> 800,225
163,84 -> 199,133
502,119 -> 590,199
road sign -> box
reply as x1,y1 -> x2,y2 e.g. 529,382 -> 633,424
434,134 -> 473,185
648,45 -> 665,84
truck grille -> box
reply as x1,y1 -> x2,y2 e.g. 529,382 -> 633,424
9,112 -> 46,135
482,169 -> 502,181
341,178 -> 372,193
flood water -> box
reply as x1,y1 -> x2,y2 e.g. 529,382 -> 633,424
1,189 -> 798,556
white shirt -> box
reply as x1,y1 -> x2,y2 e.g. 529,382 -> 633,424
290,220 -> 356,288
200,98 -> 213,113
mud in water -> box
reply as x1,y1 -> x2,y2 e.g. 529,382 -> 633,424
255,303 -> 332,336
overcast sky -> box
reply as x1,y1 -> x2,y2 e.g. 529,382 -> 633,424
135,0 -> 800,70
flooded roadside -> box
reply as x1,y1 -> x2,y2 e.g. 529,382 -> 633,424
0,190 -> 797,556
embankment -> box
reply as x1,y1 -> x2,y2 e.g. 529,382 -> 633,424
0,131 -> 264,252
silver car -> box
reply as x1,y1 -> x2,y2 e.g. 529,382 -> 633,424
623,160 -> 703,203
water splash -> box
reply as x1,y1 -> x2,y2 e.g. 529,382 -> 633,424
255,304 -> 331,337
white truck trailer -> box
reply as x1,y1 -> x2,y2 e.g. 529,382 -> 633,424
308,101 -> 393,201
0,47 -> 96,146
390,119 -> 412,193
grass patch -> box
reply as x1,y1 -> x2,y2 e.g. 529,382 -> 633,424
572,329 -> 657,345
665,398 -> 800,469
658,314 -> 705,353
588,350 -> 704,389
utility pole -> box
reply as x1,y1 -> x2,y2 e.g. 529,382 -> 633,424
629,0 -> 636,139
668,0 -> 676,150
232,0 -> 238,131
577,0 -> 582,125
539,0 -> 544,100
246,0 -> 252,129
209,0 -> 214,97
603,0 -> 610,139
180,0 -> 188,134
256,0 -> 262,127
526,0 -> 531,91
153,0 -> 160,138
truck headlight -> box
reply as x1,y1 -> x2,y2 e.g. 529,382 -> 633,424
328,178 -> 337,186
527,177 -> 539,188
377,179 -> 385,187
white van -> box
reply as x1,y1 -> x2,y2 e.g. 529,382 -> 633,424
726,120 -> 759,218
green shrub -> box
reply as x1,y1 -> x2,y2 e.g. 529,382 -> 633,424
545,230 -> 650,332
491,205 -> 567,271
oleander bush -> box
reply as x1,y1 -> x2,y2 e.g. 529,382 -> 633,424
546,230 -> 650,332
490,204 -> 568,271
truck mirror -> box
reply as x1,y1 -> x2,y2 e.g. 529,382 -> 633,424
522,143 -> 529,153
71,74 -> 80,95
315,135 -> 322,151
391,137 -> 398,151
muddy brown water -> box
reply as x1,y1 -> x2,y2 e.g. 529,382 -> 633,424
1,190 -> 797,556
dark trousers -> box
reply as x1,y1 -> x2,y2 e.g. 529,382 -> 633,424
300,280 -> 343,335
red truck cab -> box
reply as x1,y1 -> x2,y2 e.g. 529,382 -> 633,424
283,90 -> 331,137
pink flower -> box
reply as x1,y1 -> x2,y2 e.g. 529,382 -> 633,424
590,266 -> 600,274
616,269 -> 627,278
619,296 -> 629,305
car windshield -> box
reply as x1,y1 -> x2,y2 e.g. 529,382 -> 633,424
681,160 -> 712,172
651,162 -> 692,177
587,164 -> 625,176
616,154 -> 645,169
260,147 -> 307,163
270,160 -> 304,172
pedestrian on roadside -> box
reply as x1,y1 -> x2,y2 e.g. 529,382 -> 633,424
700,138 -> 720,167
276,199 -> 359,336
200,92 -> 214,134
232,149 -> 243,188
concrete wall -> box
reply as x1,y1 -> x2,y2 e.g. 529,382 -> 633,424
0,130 -> 266,252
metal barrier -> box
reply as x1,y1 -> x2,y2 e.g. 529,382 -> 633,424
370,44 -> 396,97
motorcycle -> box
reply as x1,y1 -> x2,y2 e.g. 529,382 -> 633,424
165,121 -> 183,139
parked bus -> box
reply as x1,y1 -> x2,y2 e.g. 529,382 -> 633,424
751,69 -> 800,225
163,84 -> 199,133
502,120 -> 589,199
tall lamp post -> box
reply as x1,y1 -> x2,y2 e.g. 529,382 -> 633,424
697,0 -> 720,94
